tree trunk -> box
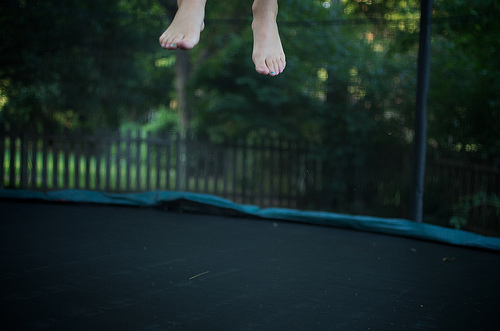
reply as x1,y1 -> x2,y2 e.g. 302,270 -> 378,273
174,50 -> 191,190
175,50 -> 191,140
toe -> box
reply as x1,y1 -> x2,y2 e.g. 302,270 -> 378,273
257,67 -> 270,75
268,60 -> 279,76
278,59 -> 286,73
178,32 -> 199,50
274,60 -> 281,75
159,34 -> 168,48
167,35 -> 181,49
178,38 -> 194,50
254,56 -> 270,75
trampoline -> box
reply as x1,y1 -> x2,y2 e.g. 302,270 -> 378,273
1,191 -> 500,330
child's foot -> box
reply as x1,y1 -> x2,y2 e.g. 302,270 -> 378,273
251,18 -> 286,76
159,0 -> 206,50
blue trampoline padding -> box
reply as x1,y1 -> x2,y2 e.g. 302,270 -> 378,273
1,189 -> 499,251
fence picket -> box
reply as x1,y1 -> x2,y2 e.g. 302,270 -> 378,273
222,140 -> 228,198
154,133 -> 159,190
0,125 -> 4,190
94,130 -> 102,190
145,132 -> 151,191
231,142 -> 238,203
259,138 -> 265,206
52,140 -> 58,188
74,132 -> 80,189
124,130 -> 131,192
183,136 -> 189,192
105,132 -> 111,191
135,131 -> 141,191
213,146 -> 220,196
84,134 -> 90,190
41,134 -> 48,190
174,133 -> 180,190
63,135 -> 70,189
203,146 -> 209,193
20,133 -> 27,188
9,132 -> 16,187
193,141 -> 200,192
115,131 -> 122,191
30,133 -> 38,189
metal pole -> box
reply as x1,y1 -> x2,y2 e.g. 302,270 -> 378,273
411,0 -> 433,222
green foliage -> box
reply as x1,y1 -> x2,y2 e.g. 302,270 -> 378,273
184,0 -> 500,215
184,0 -> 422,213
0,0 -> 172,132
187,0 -> 335,141
188,0 -> 423,139
429,0 -> 500,165
122,105 -> 179,133
450,192 -> 500,230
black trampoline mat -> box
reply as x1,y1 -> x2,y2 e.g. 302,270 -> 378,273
1,200 -> 499,330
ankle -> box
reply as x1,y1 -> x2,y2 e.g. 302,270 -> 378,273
178,0 -> 206,10
252,0 -> 278,20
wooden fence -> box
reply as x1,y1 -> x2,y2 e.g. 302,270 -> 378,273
1,125 -> 499,236
0,126 -> 320,209
426,158 -> 500,235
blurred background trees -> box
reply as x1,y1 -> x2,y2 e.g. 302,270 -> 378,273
1,0 -> 171,132
1,0 -> 499,222
429,0 -> 500,165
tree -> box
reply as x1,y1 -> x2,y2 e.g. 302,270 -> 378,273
0,0 -> 172,132
181,0 -> 424,214
189,0 -> 337,141
428,0 -> 500,166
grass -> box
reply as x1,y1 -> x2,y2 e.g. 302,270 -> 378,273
2,139 -> 237,194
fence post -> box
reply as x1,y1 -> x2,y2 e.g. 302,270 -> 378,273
231,139 -> 239,203
135,130 -> 142,191
30,131 -> 38,189
222,138 -> 229,199
176,132 -> 187,191
184,136 -> 190,191
41,131 -> 48,190
259,137 -> 266,207
20,132 -> 28,188
74,129 -> 81,190
105,130 -> 112,191
145,131 -> 152,191
8,130 -> 16,188
125,130 -> 132,192
84,131 -> 90,190
155,131 -> 163,190
212,143 -> 220,196
115,130 -> 123,192
63,131 -> 70,189
269,137 -> 276,207
0,124 -> 5,189
95,129 -> 104,191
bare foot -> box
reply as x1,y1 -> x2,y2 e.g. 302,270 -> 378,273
159,0 -> 206,50
251,2 -> 286,76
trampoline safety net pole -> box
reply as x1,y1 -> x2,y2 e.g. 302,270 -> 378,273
411,0 -> 433,223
